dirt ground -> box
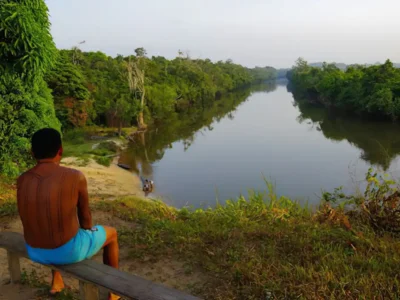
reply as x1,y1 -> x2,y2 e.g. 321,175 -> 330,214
0,160 -> 204,300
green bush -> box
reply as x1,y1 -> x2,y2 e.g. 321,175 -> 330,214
95,156 -> 112,167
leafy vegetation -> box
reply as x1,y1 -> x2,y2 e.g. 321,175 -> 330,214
287,58 -> 400,120
46,49 -> 277,132
0,0 -> 60,176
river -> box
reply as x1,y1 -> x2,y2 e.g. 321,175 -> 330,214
120,80 -> 400,208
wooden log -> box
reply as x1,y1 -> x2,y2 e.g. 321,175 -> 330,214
7,250 -> 21,283
80,281 -> 99,300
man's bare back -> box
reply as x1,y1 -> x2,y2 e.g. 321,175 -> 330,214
17,128 -> 120,300
17,161 -> 92,248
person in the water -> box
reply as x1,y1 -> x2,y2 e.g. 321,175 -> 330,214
143,179 -> 150,192
142,179 -> 154,196
17,128 -> 120,300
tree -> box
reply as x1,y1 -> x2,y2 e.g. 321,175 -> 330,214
124,49 -> 148,129
135,47 -> 147,57
46,52 -> 91,128
72,41 -> 86,65
294,57 -> 309,72
0,0 -> 57,80
0,0 -> 60,175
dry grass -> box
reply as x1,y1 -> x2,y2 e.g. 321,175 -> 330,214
0,177 -> 17,218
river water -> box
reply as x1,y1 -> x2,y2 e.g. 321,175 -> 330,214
120,81 -> 400,208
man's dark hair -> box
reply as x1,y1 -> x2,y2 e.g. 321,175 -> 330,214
31,128 -> 62,159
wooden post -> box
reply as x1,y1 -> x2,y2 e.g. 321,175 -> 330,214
80,281 -> 99,300
98,287 -> 109,300
7,251 -> 21,283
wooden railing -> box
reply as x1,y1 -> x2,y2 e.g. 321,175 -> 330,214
0,232 -> 201,300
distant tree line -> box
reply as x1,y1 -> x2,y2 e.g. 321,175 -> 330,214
45,49 -> 277,132
287,58 -> 400,121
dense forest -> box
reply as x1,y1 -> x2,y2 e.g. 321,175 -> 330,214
0,0 -> 276,175
46,49 -> 277,131
287,58 -> 400,120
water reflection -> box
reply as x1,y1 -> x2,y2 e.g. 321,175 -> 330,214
294,101 -> 400,170
119,82 -> 278,179
119,80 -> 400,207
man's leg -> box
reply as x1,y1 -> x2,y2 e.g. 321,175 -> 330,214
102,226 -> 120,300
102,226 -> 119,268
50,226 -> 119,298
50,270 -> 65,294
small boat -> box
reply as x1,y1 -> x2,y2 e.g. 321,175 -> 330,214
117,163 -> 131,170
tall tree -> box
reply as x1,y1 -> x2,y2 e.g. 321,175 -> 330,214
124,48 -> 147,129
46,52 -> 91,128
0,0 -> 60,175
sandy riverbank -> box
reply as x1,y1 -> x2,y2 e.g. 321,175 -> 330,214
61,157 -> 143,199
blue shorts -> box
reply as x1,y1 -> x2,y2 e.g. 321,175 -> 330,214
25,225 -> 107,265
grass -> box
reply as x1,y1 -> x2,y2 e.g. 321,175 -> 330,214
62,127 -> 135,167
94,179 -> 400,299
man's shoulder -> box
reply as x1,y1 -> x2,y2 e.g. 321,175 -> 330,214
17,167 -> 37,183
59,165 -> 85,178
17,165 -> 85,184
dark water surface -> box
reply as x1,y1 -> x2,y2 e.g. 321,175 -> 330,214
120,81 -> 400,208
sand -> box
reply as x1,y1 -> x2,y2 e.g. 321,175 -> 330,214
61,157 -> 144,198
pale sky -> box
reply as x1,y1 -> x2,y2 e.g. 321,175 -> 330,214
46,0 -> 400,68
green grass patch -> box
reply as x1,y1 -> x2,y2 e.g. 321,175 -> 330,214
95,155 -> 113,167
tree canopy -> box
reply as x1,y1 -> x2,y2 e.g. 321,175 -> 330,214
46,49 -> 277,131
287,58 -> 400,120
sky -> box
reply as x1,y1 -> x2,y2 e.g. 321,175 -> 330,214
46,0 -> 400,68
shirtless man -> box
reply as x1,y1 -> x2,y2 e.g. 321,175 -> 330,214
17,128 -> 120,300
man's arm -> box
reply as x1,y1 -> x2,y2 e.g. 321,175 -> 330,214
16,176 -> 24,219
77,171 -> 92,229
